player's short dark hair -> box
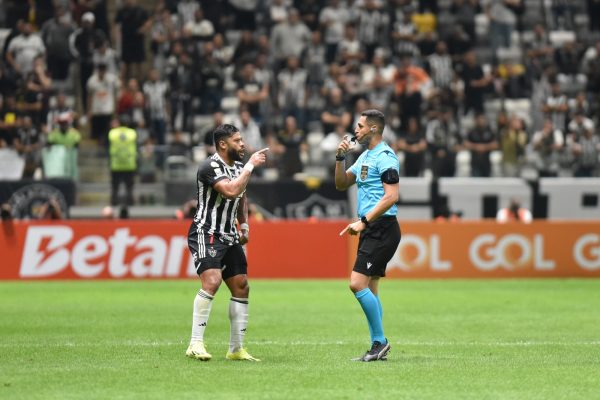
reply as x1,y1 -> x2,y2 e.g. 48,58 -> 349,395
213,124 -> 239,148
361,109 -> 385,133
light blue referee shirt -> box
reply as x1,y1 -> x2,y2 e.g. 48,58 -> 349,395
348,141 -> 399,219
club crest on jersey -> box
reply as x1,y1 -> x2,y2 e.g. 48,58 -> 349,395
208,247 -> 217,257
360,165 -> 369,181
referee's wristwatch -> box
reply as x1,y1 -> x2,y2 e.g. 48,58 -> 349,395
360,216 -> 369,227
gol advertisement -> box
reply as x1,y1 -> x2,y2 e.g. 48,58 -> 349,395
383,222 -> 600,278
1,220 -> 599,280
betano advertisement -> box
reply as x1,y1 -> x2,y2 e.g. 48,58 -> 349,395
1,220 -> 599,280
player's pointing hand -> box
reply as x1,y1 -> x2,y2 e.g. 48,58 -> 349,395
248,148 -> 269,168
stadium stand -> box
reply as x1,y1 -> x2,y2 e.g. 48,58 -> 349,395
0,0 -> 599,210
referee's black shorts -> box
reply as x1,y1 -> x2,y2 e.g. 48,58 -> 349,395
353,216 -> 401,277
187,223 -> 247,279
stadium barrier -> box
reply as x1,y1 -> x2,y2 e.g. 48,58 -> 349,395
1,220 -> 599,280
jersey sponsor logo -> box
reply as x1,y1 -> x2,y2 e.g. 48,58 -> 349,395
210,161 -> 226,177
360,165 -> 369,181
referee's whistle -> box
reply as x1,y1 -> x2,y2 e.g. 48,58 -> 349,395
344,134 -> 358,144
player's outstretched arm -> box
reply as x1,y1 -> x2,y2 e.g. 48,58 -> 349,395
213,148 -> 268,199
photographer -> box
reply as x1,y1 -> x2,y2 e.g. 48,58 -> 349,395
1,203 -> 13,221
496,198 -> 532,223
531,119 -> 564,177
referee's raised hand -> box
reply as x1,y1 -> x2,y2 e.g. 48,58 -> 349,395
336,135 -> 352,158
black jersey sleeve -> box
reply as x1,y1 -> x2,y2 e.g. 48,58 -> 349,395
198,159 -> 230,186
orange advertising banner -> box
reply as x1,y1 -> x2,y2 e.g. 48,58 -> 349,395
1,220 -> 599,280
382,221 -> 600,278
0,220 -> 349,280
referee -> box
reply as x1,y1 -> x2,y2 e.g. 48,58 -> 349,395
186,124 -> 268,362
336,109 -> 401,362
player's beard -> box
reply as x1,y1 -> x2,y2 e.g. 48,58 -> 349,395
227,147 -> 244,162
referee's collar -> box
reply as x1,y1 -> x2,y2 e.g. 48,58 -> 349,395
367,141 -> 386,154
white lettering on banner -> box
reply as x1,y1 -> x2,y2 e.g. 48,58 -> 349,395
166,236 -> 188,277
131,236 -> 167,277
186,253 -> 197,276
388,234 -> 451,271
18,225 -> 193,278
469,234 -> 554,271
108,228 -> 137,278
429,235 -> 451,270
20,226 -> 73,277
72,236 -> 108,277
534,235 -> 555,270
573,234 -> 600,271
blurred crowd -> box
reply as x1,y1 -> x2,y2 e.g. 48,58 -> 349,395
0,0 -> 600,183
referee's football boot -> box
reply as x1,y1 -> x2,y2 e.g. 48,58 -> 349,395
186,342 -> 212,361
226,348 -> 261,361
352,339 -> 391,362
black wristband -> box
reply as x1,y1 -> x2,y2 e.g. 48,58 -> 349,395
336,155 -> 346,161
360,216 -> 369,226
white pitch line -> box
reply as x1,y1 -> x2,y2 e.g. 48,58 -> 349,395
1,340 -> 600,347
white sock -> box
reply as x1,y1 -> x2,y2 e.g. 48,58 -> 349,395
190,289 -> 214,344
228,297 -> 249,352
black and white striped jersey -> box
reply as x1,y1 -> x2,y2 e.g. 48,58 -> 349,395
193,154 -> 244,239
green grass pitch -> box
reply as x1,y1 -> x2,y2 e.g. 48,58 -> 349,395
1,279 -> 600,399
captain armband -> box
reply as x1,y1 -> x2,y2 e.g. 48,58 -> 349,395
381,169 -> 399,184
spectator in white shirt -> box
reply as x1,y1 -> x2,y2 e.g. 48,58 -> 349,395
87,63 -> 120,146
6,22 -> 46,78
270,8 -> 311,70
177,0 -> 199,27
143,69 -> 169,146
320,0 -> 352,63
277,56 -> 307,129
184,8 -> 214,42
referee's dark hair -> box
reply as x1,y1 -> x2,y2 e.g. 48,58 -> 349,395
361,109 -> 385,134
213,124 -> 239,150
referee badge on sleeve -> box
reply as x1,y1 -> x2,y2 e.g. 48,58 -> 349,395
360,165 -> 369,181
